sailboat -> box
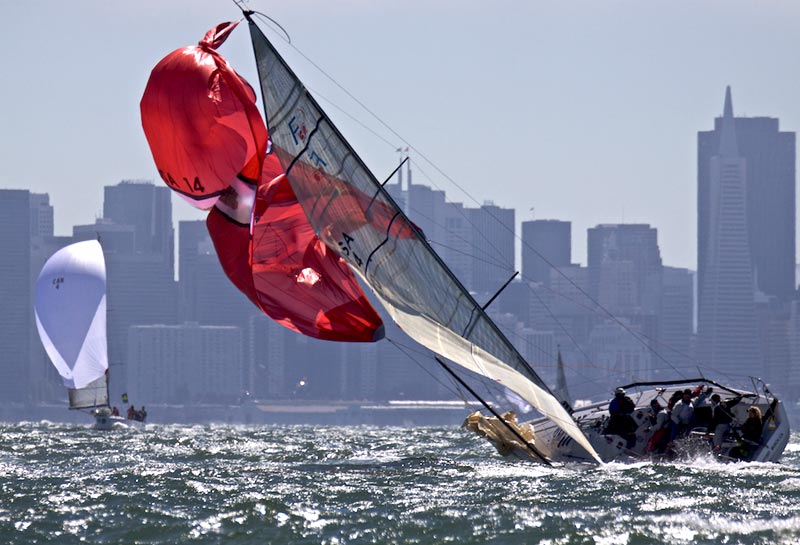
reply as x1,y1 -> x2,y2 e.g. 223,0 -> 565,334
34,240 -> 124,430
141,10 -> 790,464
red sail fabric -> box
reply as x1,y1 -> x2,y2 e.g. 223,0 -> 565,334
272,146 -> 417,241
207,154 -> 384,342
141,21 -> 267,209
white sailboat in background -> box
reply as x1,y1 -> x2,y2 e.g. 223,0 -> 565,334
34,240 -> 124,430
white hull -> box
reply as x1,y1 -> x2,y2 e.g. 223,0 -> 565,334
468,379 -> 790,465
530,378 -> 789,462
93,411 -> 145,431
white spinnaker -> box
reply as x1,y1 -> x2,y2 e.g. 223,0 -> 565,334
34,240 -> 108,390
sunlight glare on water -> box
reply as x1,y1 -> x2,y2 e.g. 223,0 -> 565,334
0,422 -> 798,544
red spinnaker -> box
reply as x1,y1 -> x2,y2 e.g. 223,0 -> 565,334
141,21 -> 267,209
208,154 -> 384,342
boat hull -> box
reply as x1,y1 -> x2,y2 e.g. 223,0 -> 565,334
467,380 -> 790,464
530,383 -> 789,464
93,411 -> 144,430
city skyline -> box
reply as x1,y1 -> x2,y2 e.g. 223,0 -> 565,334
4,1 -> 800,271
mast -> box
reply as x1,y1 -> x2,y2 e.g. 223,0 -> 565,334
242,11 -> 601,462
242,10 -> 546,392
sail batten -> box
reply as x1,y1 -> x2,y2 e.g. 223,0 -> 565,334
245,15 -> 601,462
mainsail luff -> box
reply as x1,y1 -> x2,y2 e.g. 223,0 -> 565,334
244,13 -> 601,463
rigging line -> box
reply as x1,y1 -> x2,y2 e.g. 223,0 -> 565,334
518,271 -> 696,364
246,9 -> 591,298
428,240 -> 518,275
433,356 -> 551,465
420,240 -> 604,378
388,334 -> 518,402
527,284 -> 598,371
253,11 -> 412,151
514,241 -> 689,377
247,10 -> 291,43
424,238 -> 599,372
243,14 -> 646,395
422,236 -> 664,380
252,9 -> 514,270
250,12 -> 402,154
309,88 -> 400,150
387,337 -> 518,417
253,10 -> 509,267
385,337 -> 470,402
364,157 -> 409,218
409,160 -> 511,265
414,143 -> 692,376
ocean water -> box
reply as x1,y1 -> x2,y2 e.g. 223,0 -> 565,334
1,422 -> 798,544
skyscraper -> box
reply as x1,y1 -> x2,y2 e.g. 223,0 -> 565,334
177,220 -> 257,326
469,202 -> 515,295
0,190 -> 32,403
127,323 -> 242,404
521,220 -> 571,285
29,193 -> 54,238
103,180 -> 174,266
696,87 -> 762,378
587,224 -> 662,315
698,87 -> 796,301
660,267 -> 694,369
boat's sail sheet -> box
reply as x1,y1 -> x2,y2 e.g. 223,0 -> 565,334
245,17 -> 601,462
34,240 -> 109,408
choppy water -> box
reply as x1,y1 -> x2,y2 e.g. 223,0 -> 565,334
1,422 -> 799,544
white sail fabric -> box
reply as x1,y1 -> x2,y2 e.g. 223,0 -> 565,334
34,240 -> 108,391
246,18 -> 601,463
68,375 -> 109,410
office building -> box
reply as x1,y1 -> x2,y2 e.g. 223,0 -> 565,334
522,220 -> 571,285
0,190 -> 33,403
698,88 -> 795,301
127,323 -> 242,404
587,224 -> 662,316
696,87 -> 763,378
469,202 -> 515,295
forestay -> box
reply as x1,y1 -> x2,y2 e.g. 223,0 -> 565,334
245,15 -> 601,463
34,240 -> 109,403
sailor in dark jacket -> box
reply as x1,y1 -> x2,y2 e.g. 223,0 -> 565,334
708,393 -> 742,448
604,387 -> 636,448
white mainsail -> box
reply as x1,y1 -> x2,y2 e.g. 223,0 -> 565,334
244,14 -> 601,463
34,240 -> 109,409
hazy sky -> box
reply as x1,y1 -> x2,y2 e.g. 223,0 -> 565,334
3,0 -> 799,270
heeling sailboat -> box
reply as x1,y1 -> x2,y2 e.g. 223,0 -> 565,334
34,240 -> 124,430
241,11 -> 602,465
